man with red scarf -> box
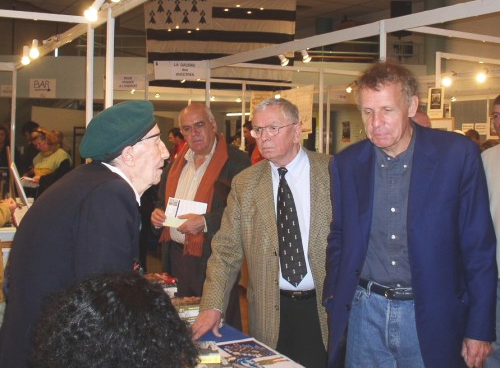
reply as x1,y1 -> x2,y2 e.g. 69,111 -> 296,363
152,103 -> 250,329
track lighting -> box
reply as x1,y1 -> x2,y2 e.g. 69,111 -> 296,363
278,54 -> 289,67
301,50 -> 311,63
29,39 -> 39,59
21,46 -> 31,65
345,81 -> 358,93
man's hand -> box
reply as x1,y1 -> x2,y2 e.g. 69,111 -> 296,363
151,208 -> 166,228
192,309 -> 222,340
461,338 -> 493,367
177,214 -> 205,235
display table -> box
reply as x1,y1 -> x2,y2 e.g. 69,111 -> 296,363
199,324 -> 248,343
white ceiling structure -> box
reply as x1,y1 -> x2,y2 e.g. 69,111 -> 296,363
1,0 -> 500,152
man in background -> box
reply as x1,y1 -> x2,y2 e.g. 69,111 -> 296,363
151,103 -> 250,330
168,127 -> 186,161
482,94 -> 500,368
411,109 -> 431,128
325,62 -> 496,368
0,100 -> 170,368
192,98 -> 331,368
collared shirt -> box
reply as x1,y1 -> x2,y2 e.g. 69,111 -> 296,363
361,128 -> 416,288
170,139 -> 216,243
102,162 -> 141,205
271,148 -> 315,291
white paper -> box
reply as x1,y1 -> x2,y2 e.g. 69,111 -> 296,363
163,197 -> 207,227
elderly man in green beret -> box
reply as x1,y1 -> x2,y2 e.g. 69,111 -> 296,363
0,100 -> 169,368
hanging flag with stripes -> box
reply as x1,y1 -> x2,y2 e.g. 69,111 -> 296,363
144,0 -> 296,90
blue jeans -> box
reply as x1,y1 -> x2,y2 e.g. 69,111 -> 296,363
485,279 -> 500,368
346,285 -> 425,368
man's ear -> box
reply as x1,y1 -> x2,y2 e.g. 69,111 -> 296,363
120,146 -> 135,166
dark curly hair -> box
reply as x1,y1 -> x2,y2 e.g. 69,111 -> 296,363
30,272 -> 199,368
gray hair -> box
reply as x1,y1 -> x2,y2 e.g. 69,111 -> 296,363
253,98 -> 300,124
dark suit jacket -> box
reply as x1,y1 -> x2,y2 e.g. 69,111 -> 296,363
0,162 -> 141,368
324,123 -> 497,368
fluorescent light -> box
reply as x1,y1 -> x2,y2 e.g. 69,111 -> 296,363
226,112 -> 250,116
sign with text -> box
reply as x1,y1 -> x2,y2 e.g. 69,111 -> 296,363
154,61 -> 207,81
113,75 -> 146,91
1,85 -> 12,97
29,78 -> 56,98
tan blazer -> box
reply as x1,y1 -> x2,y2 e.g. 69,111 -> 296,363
201,149 -> 332,348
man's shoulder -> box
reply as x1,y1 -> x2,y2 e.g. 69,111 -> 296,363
482,143 -> 500,162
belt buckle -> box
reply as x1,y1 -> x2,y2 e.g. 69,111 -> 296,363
384,288 -> 396,299
291,291 -> 302,300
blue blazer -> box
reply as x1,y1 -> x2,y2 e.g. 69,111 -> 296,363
324,123 -> 497,368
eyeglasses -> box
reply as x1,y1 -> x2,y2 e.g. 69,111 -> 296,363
250,122 -> 297,138
139,132 -> 161,142
492,112 -> 500,120
180,121 -> 207,135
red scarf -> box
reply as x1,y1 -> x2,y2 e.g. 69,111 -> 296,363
160,133 -> 228,257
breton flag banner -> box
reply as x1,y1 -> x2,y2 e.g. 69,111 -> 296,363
144,0 -> 296,90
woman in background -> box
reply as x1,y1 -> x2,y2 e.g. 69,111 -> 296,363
27,127 -> 72,197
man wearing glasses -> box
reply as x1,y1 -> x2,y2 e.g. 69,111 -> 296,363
192,98 -> 331,368
482,94 -> 500,368
0,101 -> 170,368
151,103 -> 250,330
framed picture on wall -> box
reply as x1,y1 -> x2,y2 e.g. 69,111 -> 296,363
431,117 -> 454,131
487,117 -> 499,139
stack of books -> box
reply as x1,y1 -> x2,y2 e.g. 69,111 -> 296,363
171,296 -> 201,324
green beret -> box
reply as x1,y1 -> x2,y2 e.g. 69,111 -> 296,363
80,100 -> 156,162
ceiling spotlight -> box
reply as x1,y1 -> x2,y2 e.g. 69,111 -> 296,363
442,76 -> 452,87
210,96 -> 216,101
278,54 -> 289,67
476,69 -> 488,83
301,50 -> 311,63
451,96 -> 457,102
84,7 -> 98,21
274,93 -> 281,99
84,0 -> 105,21
236,97 -> 242,103
21,45 -> 31,65
29,39 -> 39,59
345,80 -> 358,94
154,93 -> 160,99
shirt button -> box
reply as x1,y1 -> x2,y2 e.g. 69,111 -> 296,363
391,207 -> 396,212
391,261 -> 396,266
391,234 -> 396,240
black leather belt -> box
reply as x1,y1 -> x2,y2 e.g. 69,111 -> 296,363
359,279 -> 413,300
280,289 -> 316,300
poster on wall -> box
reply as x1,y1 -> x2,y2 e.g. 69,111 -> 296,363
427,87 -> 444,119
29,78 -> 56,98
280,85 -> 314,133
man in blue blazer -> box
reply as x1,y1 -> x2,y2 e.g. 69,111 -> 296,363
324,62 -> 497,368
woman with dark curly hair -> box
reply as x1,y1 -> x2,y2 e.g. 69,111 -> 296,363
30,272 -> 199,368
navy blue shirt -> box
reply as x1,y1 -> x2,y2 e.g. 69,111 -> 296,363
361,128 -> 416,288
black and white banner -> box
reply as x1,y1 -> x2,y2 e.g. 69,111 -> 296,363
144,0 -> 296,90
